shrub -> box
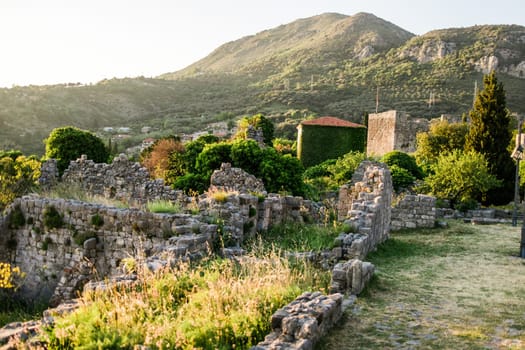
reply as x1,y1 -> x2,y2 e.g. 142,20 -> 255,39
172,173 -> 209,194
43,206 -> 63,229
0,263 -> 25,290
140,136 -> 184,180
328,151 -> 367,184
381,150 -> 424,180
425,150 -> 501,205
389,164 -> 416,191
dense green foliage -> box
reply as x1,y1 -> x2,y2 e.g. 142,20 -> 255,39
164,135 -> 305,196
389,165 -> 416,192
380,151 -> 423,180
415,119 -> 469,167
303,152 -> 367,200
0,152 -> 41,210
379,151 -> 422,191
465,72 -> 514,204
298,125 -> 366,168
424,150 -> 501,207
44,127 -> 109,174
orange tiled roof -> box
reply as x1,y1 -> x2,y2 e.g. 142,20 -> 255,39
301,116 -> 365,128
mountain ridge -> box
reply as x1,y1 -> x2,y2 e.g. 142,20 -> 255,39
1,12 -> 524,155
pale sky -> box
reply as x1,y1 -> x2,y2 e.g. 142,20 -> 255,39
0,0 -> 523,88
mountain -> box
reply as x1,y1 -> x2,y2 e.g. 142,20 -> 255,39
1,12 -> 524,156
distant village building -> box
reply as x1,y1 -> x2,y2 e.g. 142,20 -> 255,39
141,137 -> 155,150
117,127 -> 131,134
366,110 -> 429,157
141,126 -> 152,134
297,116 -> 366,167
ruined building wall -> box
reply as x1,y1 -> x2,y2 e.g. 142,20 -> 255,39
1,196 -> 218,304
391,194 -> 436,231
54,154 -> 186,207
336,161 -> 393,260
366,110 -> 429,157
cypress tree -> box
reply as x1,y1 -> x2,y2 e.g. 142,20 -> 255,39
465,71 -> 514,204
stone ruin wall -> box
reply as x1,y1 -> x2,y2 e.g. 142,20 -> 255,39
366,110 -> 429,156
45,154 -> 187,207
0,155 -> 442,349
391,194 -> 436,231
1,158 -> 322,305
336,161 -> 393,260
1,196 -> 218,305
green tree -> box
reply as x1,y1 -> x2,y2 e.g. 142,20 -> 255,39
415,120 -> 468,167
464,71 -> 514,204
230,139 -> 263,176
259,148 -> 304,195
328,151 -> 367,184
425,150 -> 501,206
44,126 -> 109,174
195,142 -> 233,178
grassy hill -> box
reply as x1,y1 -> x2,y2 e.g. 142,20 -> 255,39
1,12 -> 524,155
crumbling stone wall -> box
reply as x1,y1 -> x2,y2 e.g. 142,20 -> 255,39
199,192 -> 320,245
1,196 -> 218,305
209,163 -> 266,194
330,259 -> 375,295
366,110 -> 429,157
336,161 -> 392,260
252,292 -> 343,350
391,194 -> 436,231
56,154 -> 186,206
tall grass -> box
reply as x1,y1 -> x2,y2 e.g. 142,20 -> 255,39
45,251 -> 331,349
146,199 -> 182,214
39,182 -> 129,208
249,222 -> 340,252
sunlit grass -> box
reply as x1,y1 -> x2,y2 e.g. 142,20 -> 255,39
45,250 -> 331,349
146,199 -> 182,214
38,182 -> 129,208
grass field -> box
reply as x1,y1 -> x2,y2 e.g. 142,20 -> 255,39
318,221 -> 525,350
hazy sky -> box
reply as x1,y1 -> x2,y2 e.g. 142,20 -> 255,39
0,0 -> 523,87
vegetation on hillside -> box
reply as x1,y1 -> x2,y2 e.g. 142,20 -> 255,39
1,13 -> 524,155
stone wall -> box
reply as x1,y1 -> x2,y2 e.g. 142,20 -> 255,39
209,162 -> 266,194
366,110 -> 429,157
199,193 -> 320,245
59,154 -> 186,207
1,196 -> 218,305
336,161 -> 393,260
330,259 -> 375,295
252,292 -> 343,350
391,194 -> 436,231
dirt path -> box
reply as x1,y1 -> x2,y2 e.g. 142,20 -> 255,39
318,221 -> 525,349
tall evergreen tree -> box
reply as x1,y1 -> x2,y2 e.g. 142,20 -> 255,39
465,71 -> 514,204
